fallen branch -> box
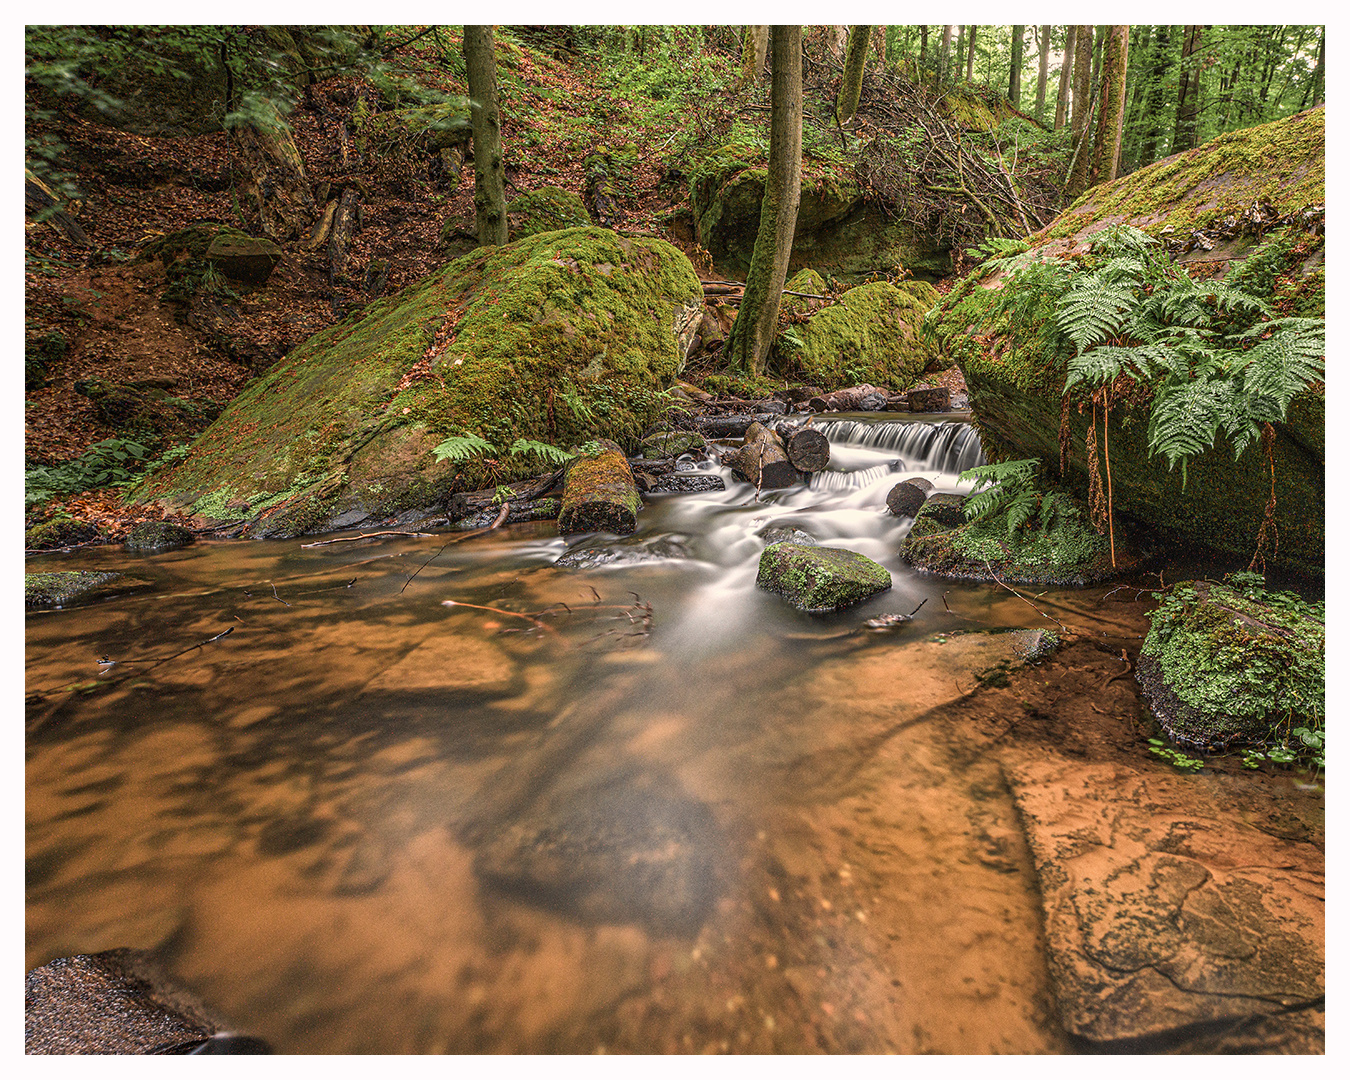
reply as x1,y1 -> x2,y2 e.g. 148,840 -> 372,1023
96,626 -> 236,672
984,560 -> 1072,634
401,501 -> 509,593
300,530 -> 432,548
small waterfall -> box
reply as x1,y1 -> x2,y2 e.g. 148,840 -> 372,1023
807,462 -> 902,492
813,419 -> 986,475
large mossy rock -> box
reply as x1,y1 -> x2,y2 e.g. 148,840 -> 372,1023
775,280 -> 937,388
507,186 -> 592,241
902,496 -> 1123,586
756,542 -> 891,613
25,571 -> 153,609
691,155 -> 948,283
130,228 -> 704,538
927,109 -> 1325,576
1136,576 -> 1324,751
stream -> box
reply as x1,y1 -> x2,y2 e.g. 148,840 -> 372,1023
22,413 -> 1304,1054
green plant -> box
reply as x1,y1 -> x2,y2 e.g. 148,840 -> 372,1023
25,437 -> 151,507
431,433 -> 495,464
507,438 -> 573,467
959,459 -> 1080,540
1148,738 -> 1205,771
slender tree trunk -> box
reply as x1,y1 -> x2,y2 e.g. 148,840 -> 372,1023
1120,25 -> 1151,172
726,26 -> 802,377
1091,25 -> 1105,88
741,25 -> 769,86
837,25 -> 871,126
965,25 -> 978,81
1136,26 -> 1171,167
1173,25 -> 1204,152
1035,25 -> 1051,121
1054,24 -> 1077,130
919,25 -> 929,70
955,26 -> 965,77
938,25 -> 953,87
1308,27 -> 1325,107
464,25 -> 507,247
1091,26 -> 1130,185
1065,25 -> 1096,197
1009,25 -> 1025,107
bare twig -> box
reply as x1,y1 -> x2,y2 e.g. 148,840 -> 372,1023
984,560 -> 1072,634
301,530 -> 432,547
401,502 -> 509,593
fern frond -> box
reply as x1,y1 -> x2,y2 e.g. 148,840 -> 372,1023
507,438 -> 574,466
1087,224 -> 1159,259
1145,379 -> 1232,483
431,433 -> 495,463
1057,274 -> 1138,353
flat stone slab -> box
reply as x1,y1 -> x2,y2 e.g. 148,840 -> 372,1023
1002,752 -> 1324,1049
25,571 -> 153,610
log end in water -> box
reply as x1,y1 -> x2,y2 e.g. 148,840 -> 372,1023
558,439 -> 640,535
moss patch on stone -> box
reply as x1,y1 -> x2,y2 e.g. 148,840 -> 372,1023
125,521 -> 195,553
507,186 -> 592,241
129,227 -> 702,537
25,571 -> 152,609
775,281 -> 936,388
1137,575 -> 1324,751
756,542 -> 891,613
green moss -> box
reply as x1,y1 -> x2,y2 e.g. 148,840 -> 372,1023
131,228 -> 702,536
1138,576 -> 1323,750
756,542 -> 891,613
506,186 -> 592,241
775,281 -> 936,388
25,571 -> 151,609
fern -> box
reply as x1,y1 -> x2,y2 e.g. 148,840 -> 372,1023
431,433 -> 495,463
507,438 -> 573,466
959,459 -> 1079,541
1056,273 -> 1140,353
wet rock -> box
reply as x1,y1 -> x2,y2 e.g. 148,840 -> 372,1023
474,772 -> 721,936
918,492 -> 966,528
204,233 -> 282,284
26,516 -> 99,551
556,534 -> 691,569
641,431 -> 706,458
756,542 -> 891,613
25,571 -> 153,610
1003,751 -> 1324,1050
25,948 -> 269,1054
125,521 -> 195,554
642,472 -> 724,495
885,479 -> 932,517
1136,576 -> 1324,751
906,387 -> 950,412
759,525 -> 817,547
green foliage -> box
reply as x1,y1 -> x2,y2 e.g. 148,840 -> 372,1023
1148,738 -> 1205,771
25,437 -> 151,507
959,459 -> 1079,540
507,438 -> 573,466
431,433 -> 495,464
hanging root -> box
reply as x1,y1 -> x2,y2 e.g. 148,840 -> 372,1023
1084,401 -> 1108,536
1248,422 -> 1279,573
1058,392 -> 1074,477
1102,394 -> 1116,568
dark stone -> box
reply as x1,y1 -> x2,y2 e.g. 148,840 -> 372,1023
643,473 -> 725,495
26,517 -> 99,551
886,480 -> 931,517
756,542 -> 891,613
907,387 -> 950,412
920,492 -> 966,528
125,521 -> 195,554
25,571 -> 154,609
641,430 -> 706,458
205,233 -> 283,284
556,534 -> 691,569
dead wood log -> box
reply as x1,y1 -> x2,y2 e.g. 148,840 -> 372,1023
558,440 -> 639,535
447,467 -> 567,522
886,478 -> 934,516
25,170 -> 90,246
807,384 -> 889,412
328,185 -> 361,285
773,420 -> 831,473
689,413 -> 787,439
229,100 -> 316,241
724,421 -> 800,489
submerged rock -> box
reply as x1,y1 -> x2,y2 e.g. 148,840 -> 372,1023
474,772 -> 721,936
759,525 -> 817,548
1136,575 -> 1324,751
25,571 -> 153,610
756,542 -> 891,613
125,521 -> 195,554
556,533 -> 691,569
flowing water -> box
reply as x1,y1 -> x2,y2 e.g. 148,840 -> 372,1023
27,415 -> 1170,1053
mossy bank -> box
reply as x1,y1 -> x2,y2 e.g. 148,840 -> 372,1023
130,227 -> 703,538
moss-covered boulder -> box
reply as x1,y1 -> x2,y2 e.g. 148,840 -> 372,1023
1136,575 -> 1324,751
756,543 -> 891,613
26,516 -> 99,551
691,157 -> 949,283
775,281 -> 936,388
507,187 -> 592,241
129,228 -> 704,538
125,521 -> 194,554
641,431 -> 705,458
926,109 -> 1325,576
25,571 -> 152,610
902,496 -> 1123,586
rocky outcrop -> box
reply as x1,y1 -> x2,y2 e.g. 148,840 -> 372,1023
125,521 -> 194,554
129,227 -> 704,538
1003,751 -> 1324,1051
927,109 -> 1325,576
756,543 -> 891,613
506,186 -> 592,241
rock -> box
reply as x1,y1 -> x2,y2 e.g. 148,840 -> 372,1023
885,479 -> 931,517
26,516 -> 99,551
1136,576 -> 1324,751
641,431 -> 705,458
25,571 -> 153,610
124,521 -> 195,554
918,492 -> 966,528
1003,751 -> 1323,1050
130,227 -> 704,538
902,493 -> 1126,586
506,185 -> 592,241
640,472 -> 724,495
927,108 -> 1325,576
906,387 -> 950,412
759,525 -> 816,547
474,772 -> 722,936
25,948 -> 269,1054
204,233 -> 282,284
556,534 -> 691,569
756,542 -> 891,613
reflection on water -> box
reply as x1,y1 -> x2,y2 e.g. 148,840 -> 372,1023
27,416 -> 1133,1052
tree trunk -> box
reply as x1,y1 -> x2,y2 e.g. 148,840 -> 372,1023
723,421 -> 799,489
1054,24 -> 1077,130
741,25 -> 769,85
1173,25 -> 1203,153
558,440 -> 640,535
1136,25 -> 1171,166
1308,27 -> 1325,107
1090,26 -> 1130,186
919,25 -> 929,69
1120,25 -> 1151,171
1065,25 -> 1097,198
1035,25 -> 1051,121
965,25 -> 978,81
837,25 -> 871,126
938,26 -> 952,86
725,26 -> 803,377
464,26 -> 507,247
955,26 -> 965,78
229,98 -> 315,241
1008,25 -> 1025,107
